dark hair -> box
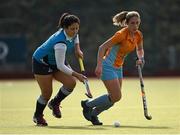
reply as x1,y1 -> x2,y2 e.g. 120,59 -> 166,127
58,13 -> 80,28
112,11 -> 140,27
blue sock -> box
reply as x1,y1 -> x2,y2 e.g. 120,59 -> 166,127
86,94 -> 112,108
91,103 -> 113,116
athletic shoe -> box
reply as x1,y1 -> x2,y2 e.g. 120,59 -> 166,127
48,99 -> 61,118
33,114 -> 48,126
90,116 -> 103,125
81,100 -> 92,121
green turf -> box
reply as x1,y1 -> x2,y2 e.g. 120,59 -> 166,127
0,78 -> 180,134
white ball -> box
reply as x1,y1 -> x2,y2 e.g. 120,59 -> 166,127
114,121 -> 120,127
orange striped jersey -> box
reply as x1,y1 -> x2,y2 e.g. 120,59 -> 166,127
104,27 -> 143,68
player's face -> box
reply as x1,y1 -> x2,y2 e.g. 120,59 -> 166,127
65,23 -> 79,38
127,16 -> 140,33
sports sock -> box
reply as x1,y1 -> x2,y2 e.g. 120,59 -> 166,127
91,103 -> 114,116
52,86 -> 72,104
86,94 -> 113,108
34,95 -> 47,117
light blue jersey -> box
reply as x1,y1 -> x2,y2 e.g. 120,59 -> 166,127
33,29 -> 77,65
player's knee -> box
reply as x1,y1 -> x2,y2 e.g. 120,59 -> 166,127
66,78 -> 76,90
70,79 -> 76,89
110,94 -> 122,103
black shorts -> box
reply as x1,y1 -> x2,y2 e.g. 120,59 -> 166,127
32,58 -> 58,75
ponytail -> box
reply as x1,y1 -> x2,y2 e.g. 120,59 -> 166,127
58,13 -> 70,28
112,11 -> 128,27
112,11 -> 140,27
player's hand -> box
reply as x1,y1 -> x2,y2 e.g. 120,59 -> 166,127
95,64 -> 102,78
77,73 -> 87,83
72,72 -> 87,82
75,50 -> 83,59
136,57 -> 145,68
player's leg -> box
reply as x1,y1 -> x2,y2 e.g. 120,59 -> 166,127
90,79 -> 121,124
48,71 -> 76,118
89,70 -> 122,117
81,66 -> 122,125
81,93 -> 113,125
104,78 -> 122,103
81,80 -> 118,125
33,74 -> 53,126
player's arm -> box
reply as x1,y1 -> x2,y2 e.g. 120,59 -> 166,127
54,43 -> 73,75
54,43 -> 86,82
97,38 -> 114,67
136,30 -> 145,67
97,31 -> 123,67
95,37 -> 116,78
136,40 -> 145,67
95,32 -> 123,78
136,40 -> 144,59
74,34 -> 83,59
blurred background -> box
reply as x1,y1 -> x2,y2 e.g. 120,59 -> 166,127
0,0 -> 180,79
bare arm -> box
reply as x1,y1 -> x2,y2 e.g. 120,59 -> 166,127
95,38 -> 115,78
136,41 -> 144,59
136,41 -> 145,67
97,38 -> 115,66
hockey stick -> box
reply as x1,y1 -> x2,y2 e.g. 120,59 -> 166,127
137,65 -> 152,120
78,58 -> 93,98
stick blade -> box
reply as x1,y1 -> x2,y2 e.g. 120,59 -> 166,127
84,80 -> 93,98
85,93 -> 93,98
145,115 -> 152,120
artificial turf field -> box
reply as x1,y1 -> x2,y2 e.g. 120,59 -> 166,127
0,78 -> 180,134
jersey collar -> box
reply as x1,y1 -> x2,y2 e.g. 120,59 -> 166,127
63,29 -> 73,42
127,29 -> 138,43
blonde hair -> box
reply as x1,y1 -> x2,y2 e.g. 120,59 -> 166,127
112,11 -> 140,27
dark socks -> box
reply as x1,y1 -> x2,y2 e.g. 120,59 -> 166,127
52,86 -> 72,104
34,95 -> 47,117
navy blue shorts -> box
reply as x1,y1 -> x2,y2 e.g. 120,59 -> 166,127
32,58 -> 58,75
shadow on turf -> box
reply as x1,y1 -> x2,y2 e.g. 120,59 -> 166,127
103,125 -> 171,129
48,125 -> 106,130
47,125 -> 171,130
